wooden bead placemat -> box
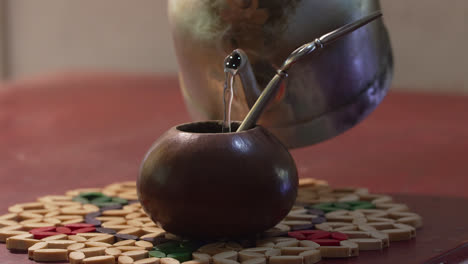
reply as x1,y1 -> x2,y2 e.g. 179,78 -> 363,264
0,179 -> 422,264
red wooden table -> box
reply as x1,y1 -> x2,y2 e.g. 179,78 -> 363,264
0,73 -> 467,263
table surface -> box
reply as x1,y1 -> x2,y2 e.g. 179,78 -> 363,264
0,73 -> 467,263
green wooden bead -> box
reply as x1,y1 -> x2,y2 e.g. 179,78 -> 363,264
112,197 -> 129,205
351,202 -> 376,210
334,202 -> 352,210
153,241 -> 181,254
93,202 -> 122,208
91,196 -> 112,203
72,196 -> 90,204
80,192 -> 104,200
149,250 -> 166,258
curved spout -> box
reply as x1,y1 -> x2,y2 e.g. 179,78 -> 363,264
223,49 -> 261,108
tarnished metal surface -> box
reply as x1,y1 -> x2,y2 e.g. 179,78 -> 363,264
168,0 -> 393,148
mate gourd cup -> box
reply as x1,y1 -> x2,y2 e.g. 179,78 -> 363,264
137,121 -> 298,239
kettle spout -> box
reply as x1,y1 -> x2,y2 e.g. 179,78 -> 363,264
224,49 -> 262,109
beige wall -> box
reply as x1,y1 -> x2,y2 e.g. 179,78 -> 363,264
380,0 -> 467,93
0,0 -> 6,79
1,0 -> 467,93
4,0 -> 177,78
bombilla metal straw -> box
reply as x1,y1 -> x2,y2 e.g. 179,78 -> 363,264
237,11 -> 383,132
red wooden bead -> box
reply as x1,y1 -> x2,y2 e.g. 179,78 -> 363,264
288,231 -> 307,240
29,227 -> 56,234
55,226 -> 72,234
331,232 -> 349,241
299,230 -> 330,235
310,239 -> 341,246
65,223 -> 95,230
307,232 -> 331,240
33,232 -> 61,239
70,227 -> 96,234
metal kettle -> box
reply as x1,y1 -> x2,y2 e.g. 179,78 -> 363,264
168,0 -> 393,148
